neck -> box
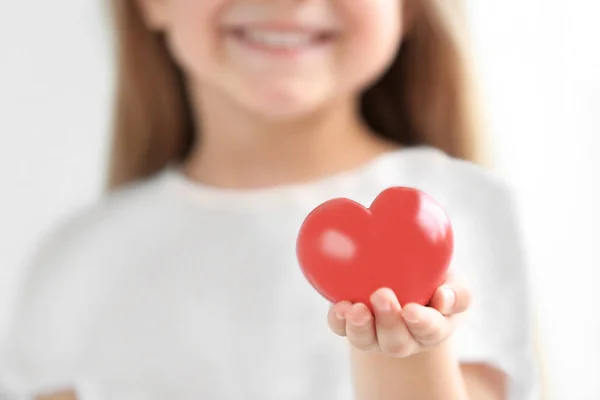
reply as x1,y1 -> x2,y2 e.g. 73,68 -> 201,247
184,83 -> 394,189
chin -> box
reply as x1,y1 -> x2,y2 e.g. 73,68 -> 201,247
253,101 -> 320,121
242,79 -> 333,121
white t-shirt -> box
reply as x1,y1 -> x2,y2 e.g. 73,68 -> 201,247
0,147 -> 539,399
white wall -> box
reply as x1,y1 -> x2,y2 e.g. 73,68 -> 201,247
467,1 -> 600,398
1,2 -> 599,399
0,1 -> 112,320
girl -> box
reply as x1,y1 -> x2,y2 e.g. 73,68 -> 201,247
0,0 -> 538,399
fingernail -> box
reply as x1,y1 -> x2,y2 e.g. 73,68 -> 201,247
403,308 -> 420,323
352,314 -> 371,327
371,295 -> 391,313
442,288 -> 456,313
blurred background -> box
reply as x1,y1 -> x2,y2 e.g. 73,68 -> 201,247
0,1 -> 598,399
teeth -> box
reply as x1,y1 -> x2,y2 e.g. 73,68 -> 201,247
244,30 -> 313,48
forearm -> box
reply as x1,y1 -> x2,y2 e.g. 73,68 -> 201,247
351,342 -> 469,400
37,392 -> 77,400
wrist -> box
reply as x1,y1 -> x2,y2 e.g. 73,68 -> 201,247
351,342 -> 469,400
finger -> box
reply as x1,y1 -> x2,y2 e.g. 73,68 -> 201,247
429,286 -> 456,316
327,301 -> 353,337
403,304 -> 453,347
370,288 -> 417,357
429,278 -> 471,316
345,303 -> 378,351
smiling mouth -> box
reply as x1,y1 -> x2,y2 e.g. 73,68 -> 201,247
226,26 -> 337,51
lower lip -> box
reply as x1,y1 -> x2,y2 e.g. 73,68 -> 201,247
225,31 -> 335,59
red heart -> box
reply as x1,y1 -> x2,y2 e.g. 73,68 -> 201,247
296,187 -> 453,309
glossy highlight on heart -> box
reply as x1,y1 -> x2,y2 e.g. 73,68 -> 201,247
296,187 -> 454,309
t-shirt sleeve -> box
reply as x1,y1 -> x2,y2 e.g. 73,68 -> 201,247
0,217 -> 91,398
446,162 -> 539,398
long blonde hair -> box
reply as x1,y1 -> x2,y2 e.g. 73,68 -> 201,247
107,0 -> 485,190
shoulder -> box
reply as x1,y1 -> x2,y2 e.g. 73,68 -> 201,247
373,147 -> 524,256
440,154 -> 529,291
372,147 -> 530,295
43,171 -> 172,253
16,173 -> 168,281
396,146 -> 527,276
12,170 -> 174,300
385,146 -> 517,208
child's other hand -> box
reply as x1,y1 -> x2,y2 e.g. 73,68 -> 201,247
327,273 -> 471,358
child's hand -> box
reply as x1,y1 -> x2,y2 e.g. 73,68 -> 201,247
327,273 -> 471,358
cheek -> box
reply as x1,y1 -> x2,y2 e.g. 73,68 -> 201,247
166,0 -> 224,77
336,0 -> 403,88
